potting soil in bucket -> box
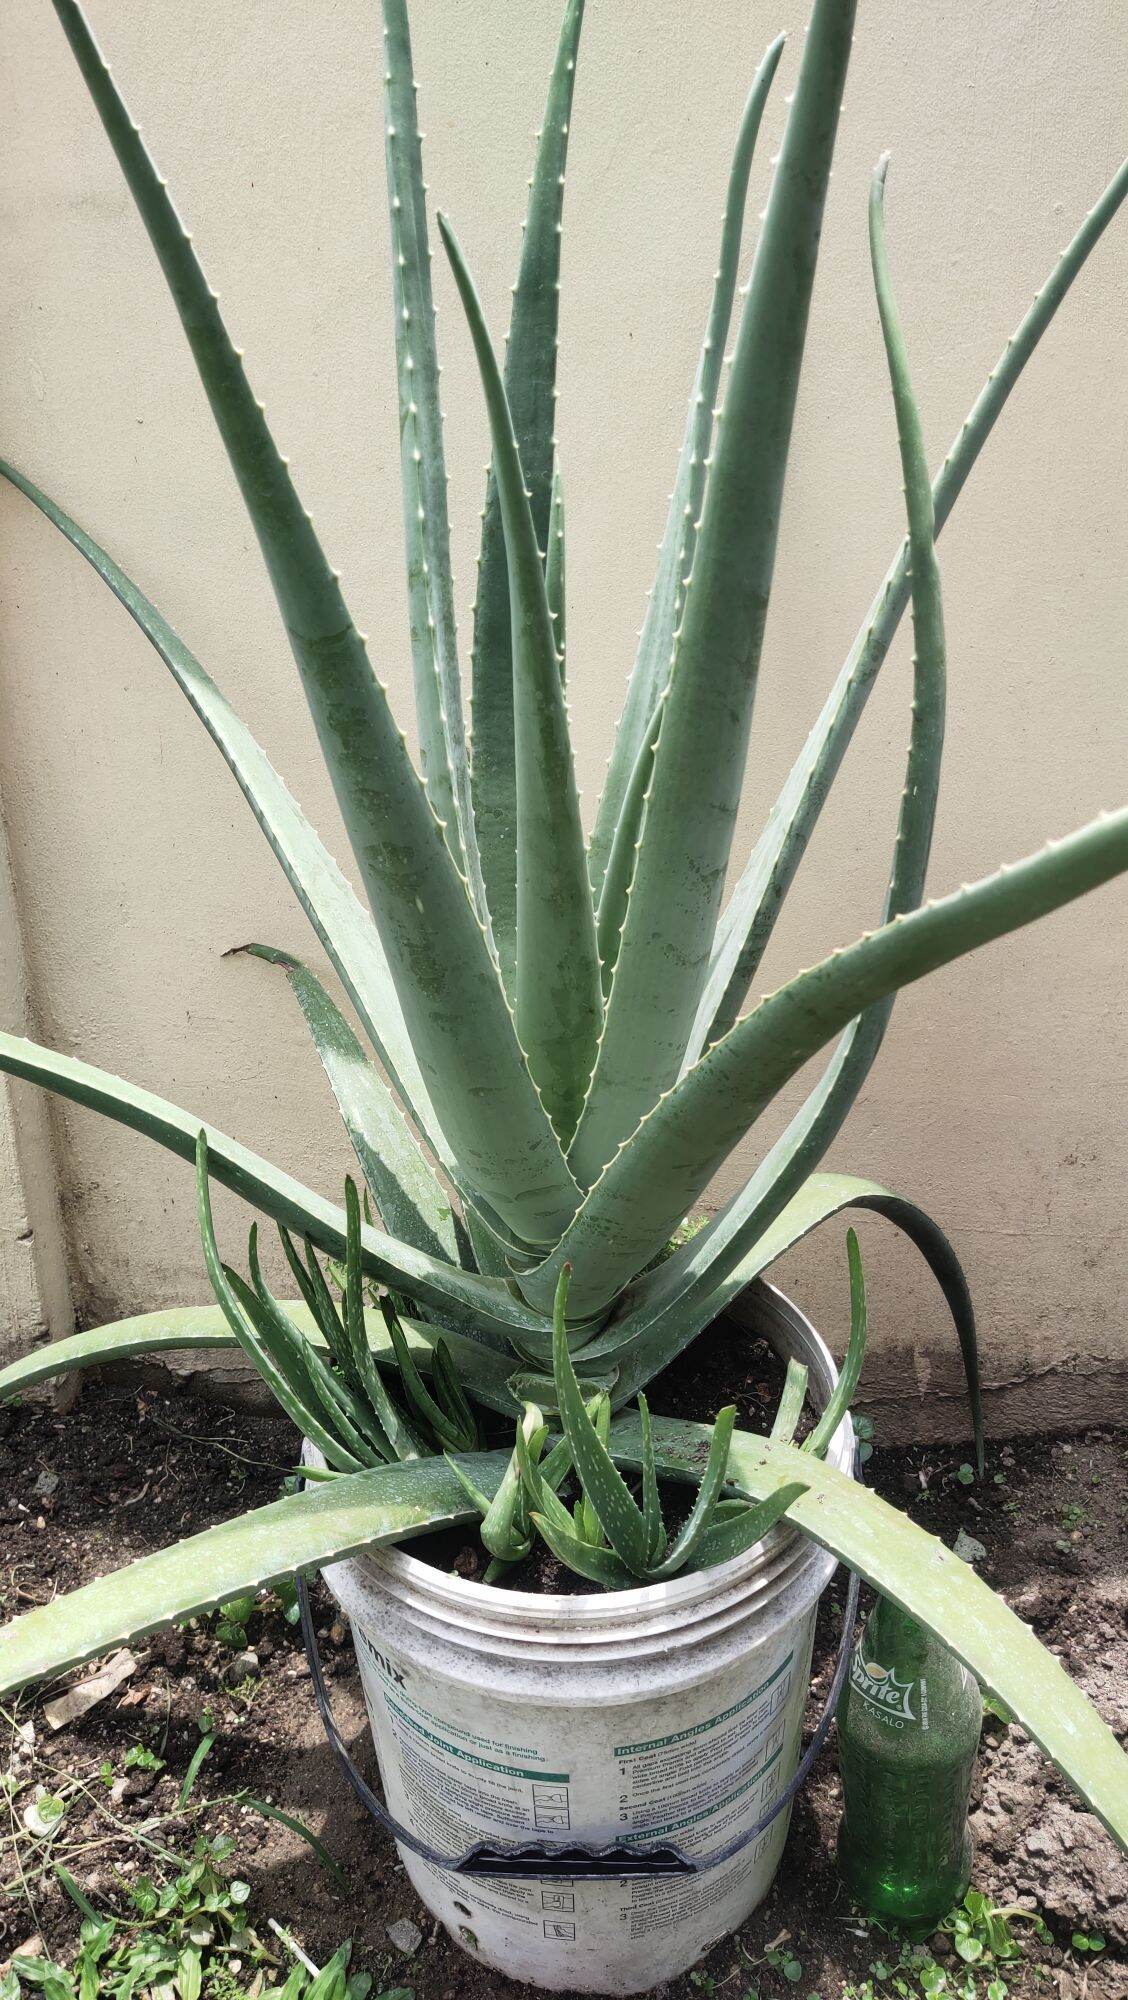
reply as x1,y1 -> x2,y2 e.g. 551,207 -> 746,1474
321,1284 -> 853,1996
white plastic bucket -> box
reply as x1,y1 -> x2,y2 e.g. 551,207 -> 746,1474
322,1280 -> 853,1996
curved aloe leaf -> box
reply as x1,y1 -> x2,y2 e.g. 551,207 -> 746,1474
527,1512 -> 638,1589
601,1176 -> 980,1463
0,459 -> 452,1170
239,945 -> 459,1266
586,33 -> 787,899
0,1309 -> 236,1393
647,1406 -> 736,1580
381,0 -> 480,911
438,213 -> 601,1142
0,1453 -> 512,1697
527,807 -> 1128,1317
693,1481 -> 811,1570
50,0 -> 575,1246
690,151 -> 1128,1061
0,1298 -> 521,1418
610,1418 -> 1128,1853
570,0 -> 858,1187
803,1227 -> 867,1459
470,0 -> 586,994
0,1028 -> 551,1347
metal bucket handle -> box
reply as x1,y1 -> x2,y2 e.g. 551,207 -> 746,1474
297,1552 -> 859,1882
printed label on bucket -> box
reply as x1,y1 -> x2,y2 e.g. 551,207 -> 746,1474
351,1611 -> 817,1996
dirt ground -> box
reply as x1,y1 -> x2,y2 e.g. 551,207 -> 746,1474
0,1377 -> 1124,2000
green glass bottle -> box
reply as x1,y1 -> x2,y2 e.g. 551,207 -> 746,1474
836,1593 -> 982,1927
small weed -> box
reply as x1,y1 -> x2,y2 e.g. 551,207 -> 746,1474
123,1743 -> 164,1774
1070,1930 -> 1105,1955
838,1897 -> 1053,2000
852,1414 -> 875,1466
738,1931 -> 804,1990
942,1889 -> 1050,1967
955,1465 -> 975,1487
0,1838 -> 375,2000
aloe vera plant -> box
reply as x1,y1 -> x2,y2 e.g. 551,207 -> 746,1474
1,0 -> 1127,1853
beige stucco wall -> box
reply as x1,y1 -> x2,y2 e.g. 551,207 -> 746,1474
1,0 -> 1126,1438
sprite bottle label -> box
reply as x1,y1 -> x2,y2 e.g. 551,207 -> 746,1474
836,1594 -> 982,1928
848,1649 -> 926,1726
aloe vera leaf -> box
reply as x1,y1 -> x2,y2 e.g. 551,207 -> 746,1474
431,1339 -> 479,1448
247,1231 -> 395,1463
637,1396 -> 664,1567
240,946 -> 460,1265
768,1360 -> 809,1446
526,806 -> 1128,1318
0,1027 -> 556,1343
229,1262 -> 388,1467
553,166 -> 963,1355
691,152 -> 1128,1059
803,1227 -> 867,1460
380,0 -> 479,908
632,143 -> 958,1410
438,214 -> 601,1144
594,704 -> 662,1000
343,1182 -> 421,1460
195,1139 -> 362,1473
48,0 -> 576,1247
551,1271 -> 648,1572
528,1513 -> 637,1589
479,1407 -> 543,1562
647,1406 -> 737,1579
586,34 -> 787,899
470,0 -> 585,993
0,1297 -> 521,1415
576,1392 -> 613,1545
443,1454 -> 493,1520
385,1305 -> 466,1453
0,1452 -> 513,1697
546,459 -> 566,685
277,1228 -> 352,1382
0,459 -> 450,1169
676,150 -> 953,1300
692,1482 -> 811,1570
302,1238 -> 354,1371
514,1423 -> 575,1543
611,1418 -> 1128,1852
571,0 -> 857,1184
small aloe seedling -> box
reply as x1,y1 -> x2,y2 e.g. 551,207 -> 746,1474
197,1133 -> 477,1471
517,1238 -> 870,1588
